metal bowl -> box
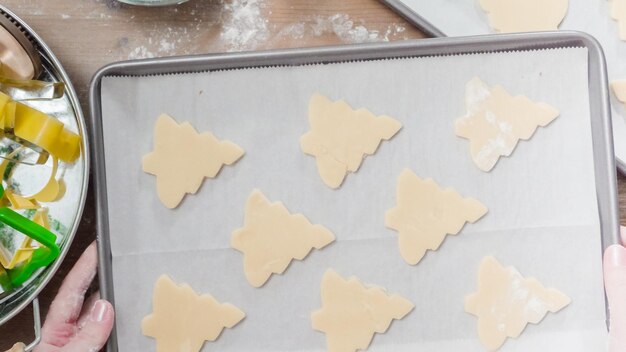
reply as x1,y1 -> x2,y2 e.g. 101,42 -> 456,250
0,4 -> 89,336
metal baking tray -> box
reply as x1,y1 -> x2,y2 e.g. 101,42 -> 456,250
90,32 -> 620,351
380,0 -> 626,174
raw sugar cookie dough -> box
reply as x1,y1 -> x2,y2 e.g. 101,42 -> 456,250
142,275 -> 245,352
478,0 -> 569,33
231,190 -> 335,287
311,269 -> 414,352
465,257 -> 571,351
142,113 -> 245,209
611,0 -> 626,40
612,80 -> 626,106
300,93 -> 402,188
385,169 -> 488,265
455,77 -> 560,172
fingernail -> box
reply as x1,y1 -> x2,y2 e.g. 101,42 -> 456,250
90,300 -> 107,322
606,245 -> 626,268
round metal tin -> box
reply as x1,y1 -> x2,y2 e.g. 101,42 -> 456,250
0,5 -> 89,325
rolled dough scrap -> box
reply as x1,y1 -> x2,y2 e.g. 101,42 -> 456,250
311,269 -> 414,352
611,0 -> 626,40
455,77 -> 560,172
385,169 -> 488,265
4,343 -> 25,352
465,256 -> 571,351
478,0 -> 569,33
611,80 -> 626,104
141,275 -> 245,352
231,190 -> 335,287
300,93 -> 402,188
142,114 -> 245,209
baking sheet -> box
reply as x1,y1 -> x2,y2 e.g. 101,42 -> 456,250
392,0 -> 626,173
100,47 -> 606,351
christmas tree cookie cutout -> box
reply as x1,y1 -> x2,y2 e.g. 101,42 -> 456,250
311,269 -> 414,352
611,0 -> 626,40
465,256 -> 571,351
385,169 -> 488,265
143,114 -> 244,209
142,275 -> 245,352
479,0 -> 568,33
300,93 -> 402,188
455,77 -> 559,172
612,80 -> 626,105
231,190 -> 335,287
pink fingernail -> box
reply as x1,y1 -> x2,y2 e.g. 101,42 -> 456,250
90,300 -> 107,322
606,245 -> 626,268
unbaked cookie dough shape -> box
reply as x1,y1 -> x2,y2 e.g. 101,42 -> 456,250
385,169 -> 488,265
142,275 -> 245,352
142,113 -> 245,209
455,77 -> 559,172
465,257 -> 571,351
611,80 -> 626,106
478,0 -> 569,33
611,0 -> 626,40
300,93 -> 402,188
311,269 -> 414,352
231,190 -> 335,287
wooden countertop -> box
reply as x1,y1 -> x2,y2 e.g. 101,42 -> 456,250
0,0 -> 623,347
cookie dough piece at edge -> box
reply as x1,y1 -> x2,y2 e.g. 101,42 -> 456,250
142,275 -> 245,352
465,256 -> 571,351
232,190 -> 335,287
479,0 -> 569,33
386,169 -> 488,265
312,269 -> 414,352
300,93 -> 402,188
455,77 -> 559,172
143,113 -> 245,209
611,0 -> 626,40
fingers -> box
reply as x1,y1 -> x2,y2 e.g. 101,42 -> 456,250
604,244 -> 626,352
77,291 -> 101,331
42,242 -> 98,337
61,299 -> 114,352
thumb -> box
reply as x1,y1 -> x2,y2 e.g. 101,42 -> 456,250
62,300 -> 114,352
605,243 -> 626,352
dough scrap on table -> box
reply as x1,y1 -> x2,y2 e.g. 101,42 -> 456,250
142,113 -> 244,209
478,0 -> 569,33
465,256 -> 571,351
300,93 -> 402,188
142,275 -> 245,352
385,169 -> 488,265
611,0 -> 626,40
311,269 -> 414,352
231,190 -> 335,287
4,343 -> 25,352
455,77 -> 559,172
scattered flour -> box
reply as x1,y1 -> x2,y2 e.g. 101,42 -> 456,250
60,14 -> 71,20
220,0 -> 270,52
127,46 -> 155,60
277,13 -> 408,44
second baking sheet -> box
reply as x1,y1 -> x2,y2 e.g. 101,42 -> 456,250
100,47 -> 605,350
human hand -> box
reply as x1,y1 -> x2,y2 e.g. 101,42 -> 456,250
605,226 -> 626,352
34,242 -> 114,352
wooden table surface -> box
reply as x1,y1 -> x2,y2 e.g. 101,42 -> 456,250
0,0 -> 623,347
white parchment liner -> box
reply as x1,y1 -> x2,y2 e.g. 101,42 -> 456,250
100,47 -> 607,351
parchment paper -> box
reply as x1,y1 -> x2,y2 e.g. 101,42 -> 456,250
397,0 -> 626,172
100,47 -> 607,351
